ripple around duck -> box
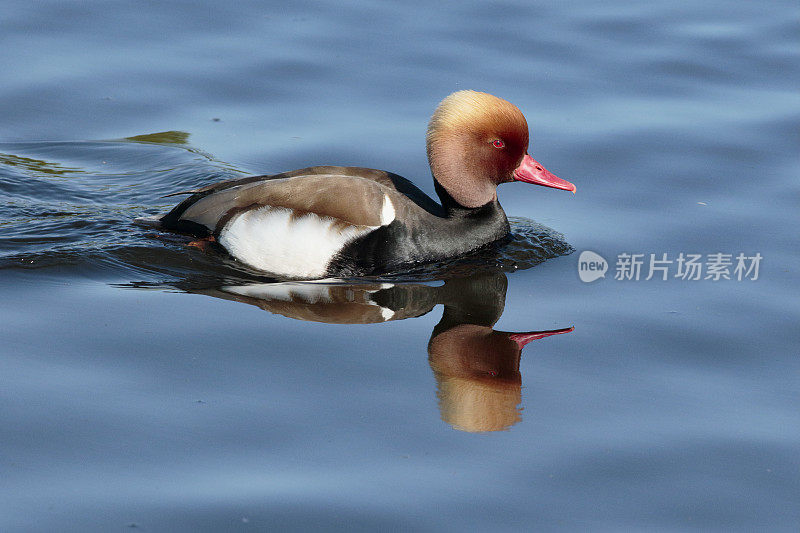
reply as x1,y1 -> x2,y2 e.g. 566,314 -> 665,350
0,137 -> 573,287
379,218 -> 574,283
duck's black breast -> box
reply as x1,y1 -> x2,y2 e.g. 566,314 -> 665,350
329,198 -> 510,276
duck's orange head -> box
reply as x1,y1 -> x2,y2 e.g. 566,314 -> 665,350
426,90 -> 575,208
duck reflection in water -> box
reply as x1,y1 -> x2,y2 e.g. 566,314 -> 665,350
187,273 -> 572,432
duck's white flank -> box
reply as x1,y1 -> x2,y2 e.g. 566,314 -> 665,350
218,195 -> 395,278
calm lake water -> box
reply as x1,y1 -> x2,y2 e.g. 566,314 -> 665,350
1,1 -> 798,531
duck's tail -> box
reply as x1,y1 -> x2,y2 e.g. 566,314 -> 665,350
133,215 -> 164,229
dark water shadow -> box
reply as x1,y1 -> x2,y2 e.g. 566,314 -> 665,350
122,272 -> 573,433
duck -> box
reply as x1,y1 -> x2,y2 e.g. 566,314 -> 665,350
144,90 -> 576,278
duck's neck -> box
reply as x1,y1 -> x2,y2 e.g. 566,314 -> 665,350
432,179 -> 511,245
433,179 -> 465,213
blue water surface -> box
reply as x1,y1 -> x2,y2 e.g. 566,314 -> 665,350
1,1 -> 798,531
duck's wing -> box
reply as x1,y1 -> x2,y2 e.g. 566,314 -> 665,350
161,166 -> 388,198
156,166 -> 444,235
159,169 -> 404,236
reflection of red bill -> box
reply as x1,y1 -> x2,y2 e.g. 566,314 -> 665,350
513,154 -> 576,193
508,326 -> 574,350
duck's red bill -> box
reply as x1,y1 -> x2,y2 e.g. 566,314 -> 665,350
513,154 -> 576,193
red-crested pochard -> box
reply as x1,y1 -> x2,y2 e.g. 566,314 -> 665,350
145,91 -> 576,278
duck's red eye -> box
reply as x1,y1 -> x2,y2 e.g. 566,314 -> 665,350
492,139 -> 504,148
